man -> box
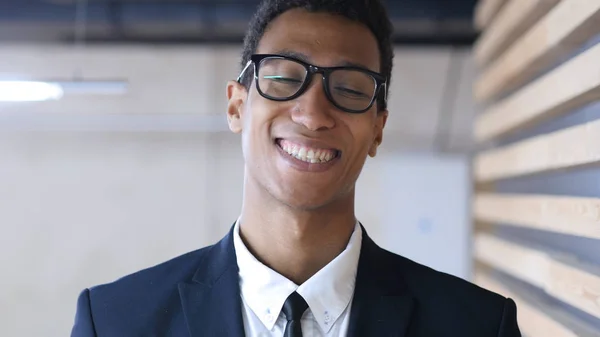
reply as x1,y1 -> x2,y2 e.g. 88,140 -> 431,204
71,0 -> 521,336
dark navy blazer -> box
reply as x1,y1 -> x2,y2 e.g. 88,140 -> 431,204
71,225 -> 520,336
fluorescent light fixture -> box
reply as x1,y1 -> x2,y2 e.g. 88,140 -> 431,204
0,81 -> 64,102
0,80 -> 129,102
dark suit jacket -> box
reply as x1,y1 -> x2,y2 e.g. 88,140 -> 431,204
71,225 -> 521,336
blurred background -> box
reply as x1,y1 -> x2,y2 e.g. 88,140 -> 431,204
0,0 -> 599,336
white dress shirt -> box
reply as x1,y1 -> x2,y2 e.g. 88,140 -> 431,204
233,220 -> 363,337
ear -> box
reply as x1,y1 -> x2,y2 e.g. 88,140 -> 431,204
368,109 -> 388,157
226,80 -> 247,134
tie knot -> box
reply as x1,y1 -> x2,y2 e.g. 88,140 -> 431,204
282,292 -> 309,322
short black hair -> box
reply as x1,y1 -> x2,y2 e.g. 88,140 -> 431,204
240,0 -> 394,111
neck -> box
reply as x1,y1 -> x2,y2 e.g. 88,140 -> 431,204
238,175 -> 357,285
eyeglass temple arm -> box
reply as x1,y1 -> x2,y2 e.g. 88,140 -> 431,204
236,60 -> 253,83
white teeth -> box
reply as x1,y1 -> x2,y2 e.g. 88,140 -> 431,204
279,142 -> 336,164
298,148 -> 307,158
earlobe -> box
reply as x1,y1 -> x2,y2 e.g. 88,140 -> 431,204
226,80 -> 247,134
368,141 -> 379,157
369,109 -> 388,157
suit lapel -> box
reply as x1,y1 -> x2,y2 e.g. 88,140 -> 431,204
177,224 -> 414,337
347,227 -> 415,337
178,227 -> 245,337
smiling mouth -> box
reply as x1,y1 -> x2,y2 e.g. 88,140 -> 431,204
275,139 -> 340,164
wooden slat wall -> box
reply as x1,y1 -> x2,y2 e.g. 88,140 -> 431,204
475,43 -> 600,142
474,1 -> 600,103
475,270 -> 600,337
472,1 -> 600,335
474,193 -> 600,239
474,0 -> 561,66
475,233 -> 600,320
475,0 -> 508,29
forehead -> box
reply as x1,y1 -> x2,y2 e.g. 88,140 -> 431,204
255,9 -> 381,73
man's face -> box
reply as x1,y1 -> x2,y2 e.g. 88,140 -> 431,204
227,9 -> 387,210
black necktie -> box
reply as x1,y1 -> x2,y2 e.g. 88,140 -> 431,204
282,292 -> 309,337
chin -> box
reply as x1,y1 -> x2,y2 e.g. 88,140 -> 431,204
272,187 -> 343,211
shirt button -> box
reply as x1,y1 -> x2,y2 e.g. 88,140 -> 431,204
266,314 -> 275,323
324,312 -> 331,323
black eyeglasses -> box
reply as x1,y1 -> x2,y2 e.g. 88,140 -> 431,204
237,54 -> 387,113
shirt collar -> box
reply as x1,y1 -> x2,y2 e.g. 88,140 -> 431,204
233,219 -> 362,333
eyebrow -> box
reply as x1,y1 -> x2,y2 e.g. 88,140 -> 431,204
273,49 -> 373,70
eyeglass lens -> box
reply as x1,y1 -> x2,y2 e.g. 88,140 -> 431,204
257,57 -> 377,112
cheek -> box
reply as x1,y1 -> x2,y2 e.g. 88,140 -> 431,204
345,118 -> 378,155
241,99 -> 278,158
240,104 -> 258,160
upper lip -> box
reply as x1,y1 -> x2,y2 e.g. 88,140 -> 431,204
275,137 -> 341,152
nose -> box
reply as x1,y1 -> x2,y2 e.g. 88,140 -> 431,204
290,75 -> 336,131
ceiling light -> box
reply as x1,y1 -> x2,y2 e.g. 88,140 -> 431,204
0,81 -> 64,102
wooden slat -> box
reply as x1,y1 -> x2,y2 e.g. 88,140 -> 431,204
475,272 -> 579,337
474,233 -> 550,288
475,0 -> 507,29
474,0 -> 561,67
474,193 -> 600,239
474,1 -> 600,103
475,271 -> 600,337
475,43 -> 600,142
548,259 -> 600,320
475,234 -> 600,320
474,118 -> 600,182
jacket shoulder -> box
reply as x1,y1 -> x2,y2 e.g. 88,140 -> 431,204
380,249 -> 513,335
82,244 -> 216,335
90,244 -> 213,294
395,251 -> 505,303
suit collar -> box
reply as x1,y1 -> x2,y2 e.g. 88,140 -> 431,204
234,220 -> 363,333
347,225 -> 415,337
178,223 -> 415,337
178,225 -> 245,337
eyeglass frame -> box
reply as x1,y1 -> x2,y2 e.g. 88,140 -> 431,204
236,54 -> 388,114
